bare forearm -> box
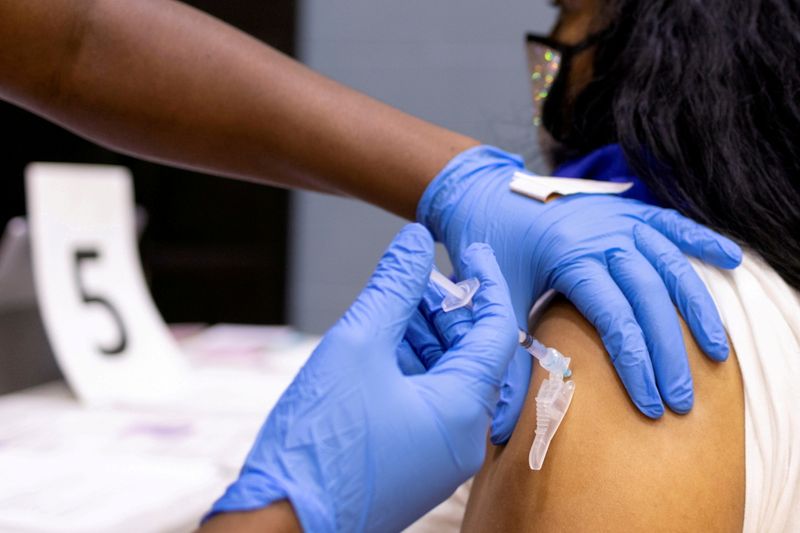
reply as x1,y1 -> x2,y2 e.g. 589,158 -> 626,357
0,0 -> 477,219
197,501 -> 302,533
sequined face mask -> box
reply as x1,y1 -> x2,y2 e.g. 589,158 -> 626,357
525,30 -> 610,136
526,36 -> 563,128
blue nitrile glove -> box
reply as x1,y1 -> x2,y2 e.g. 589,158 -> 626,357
206,224 -> 518,533
418,146 -> 743,443
396,276 -> 475,375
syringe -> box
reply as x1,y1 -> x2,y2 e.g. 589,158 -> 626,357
518,331 -> 572,379
428,269 -> 575,471
428,270 -> 572,379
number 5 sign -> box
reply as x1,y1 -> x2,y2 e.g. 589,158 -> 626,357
26,164 -> 189,406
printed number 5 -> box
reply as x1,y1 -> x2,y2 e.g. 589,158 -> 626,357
74,248 -> 128,356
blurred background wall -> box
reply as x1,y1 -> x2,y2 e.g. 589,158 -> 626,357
289,0 -> 558,333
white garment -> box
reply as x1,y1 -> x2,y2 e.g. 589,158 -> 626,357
406,253 -> 800,532
691,254 -> 800,532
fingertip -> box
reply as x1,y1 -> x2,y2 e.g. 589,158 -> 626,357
396,223 -> 435,257
664,383 -> 694,414
632,377 -> 665,419
403,222 -> 432,236
716,238 -> 743,269
349,224 -> 435,339
669,399 -> 693,415
458,243 -> 502,296
387,224 -> 436,283
641,403 -> 666,419
696,227 -> 742,269
698,230 -> 742,269
708,340 -> 730,362
695,321 -> 730,362
612,349 -> 664,419
630,381 -> 665,418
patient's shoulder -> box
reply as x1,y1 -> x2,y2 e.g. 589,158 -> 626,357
463,298 -> 744,532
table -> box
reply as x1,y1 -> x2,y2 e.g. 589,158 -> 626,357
0,325 -> 318,533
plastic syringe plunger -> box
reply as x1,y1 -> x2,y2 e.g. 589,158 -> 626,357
429,270 -> 480,312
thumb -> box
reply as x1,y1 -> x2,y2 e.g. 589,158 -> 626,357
341,223 -> 435,346
429,243 -> 518,394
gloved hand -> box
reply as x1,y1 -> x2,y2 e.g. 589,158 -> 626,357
206,224 -> 518,532
418,146 -> 743,443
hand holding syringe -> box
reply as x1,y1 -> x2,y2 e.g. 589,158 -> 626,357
428,269 -> 575,470
429,270 -> 571,378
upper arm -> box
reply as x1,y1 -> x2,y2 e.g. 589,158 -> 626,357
463,297 -> 744,532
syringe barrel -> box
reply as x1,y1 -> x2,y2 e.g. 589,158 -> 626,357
520,331 -> 548,360
520,332 -> 572,378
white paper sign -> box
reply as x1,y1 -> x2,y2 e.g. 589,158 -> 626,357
26,164 -> 189,406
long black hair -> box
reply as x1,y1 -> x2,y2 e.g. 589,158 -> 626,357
547,0 -> 800,290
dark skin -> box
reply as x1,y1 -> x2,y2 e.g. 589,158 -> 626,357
0,0 -> 477,221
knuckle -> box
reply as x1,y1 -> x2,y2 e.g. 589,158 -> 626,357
650,208 -> 682,234
654,245 -> 686,272
656,208 -> 681,224
674,261 -> 698,285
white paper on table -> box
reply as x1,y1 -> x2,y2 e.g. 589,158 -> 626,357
510,171 -> 633,202
0,334 -> 318,530
0,449 -> 222,533
179,323 -> 319,373
0,383 -> 268,531
26,164 -> 189,406
180,324 -> 304,359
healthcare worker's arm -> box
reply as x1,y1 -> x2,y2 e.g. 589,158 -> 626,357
196,224 -> 520,532
0,0 -> 744,436
0,0 -> 475,219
